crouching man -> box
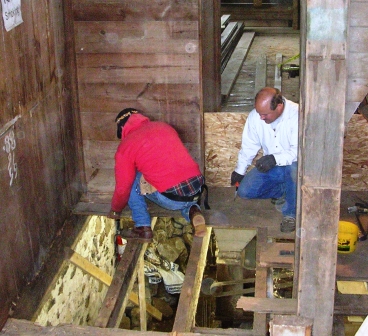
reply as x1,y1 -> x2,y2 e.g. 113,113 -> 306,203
108,108 -> 206,242
231,87 -> 299,233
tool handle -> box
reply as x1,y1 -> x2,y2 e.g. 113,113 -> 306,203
355,213 -> 368,241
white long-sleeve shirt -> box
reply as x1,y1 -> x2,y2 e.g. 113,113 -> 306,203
235,98 -> 299,175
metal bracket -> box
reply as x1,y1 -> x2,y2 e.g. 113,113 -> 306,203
308,55 -> 323,82
331,54 -> 345,81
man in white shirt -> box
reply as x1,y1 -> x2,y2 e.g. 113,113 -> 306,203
231,87 -> 299,232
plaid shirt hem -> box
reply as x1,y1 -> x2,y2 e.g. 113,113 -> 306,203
164,174 -> 204,196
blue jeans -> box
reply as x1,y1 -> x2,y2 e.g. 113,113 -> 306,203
128,172 -> 200,227
237,162 -> 297,218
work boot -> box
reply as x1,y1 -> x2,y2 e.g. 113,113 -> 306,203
189,206 -> 206,237
120,226 -> 153,243
280,216 -> 296,233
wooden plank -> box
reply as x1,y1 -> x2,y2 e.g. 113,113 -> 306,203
172,227 -> 212,332
220,5 -> 293,22
75,21 -> 199,54
221,32 -> 255,98
221,14 -> 231,29
193,326 -> 260,335
292,0 -> 299,30
74,186 -> 295,240
274,53 -> 283,91
253,228 -> 268,335
270,315 -> 313,335
78,82 -> 200,113
65,247 -> 162,322
337,281 -> 368,295
254,55 -> 267,95
138,257 -> 147,331
221,22 -> 244,72
236,297 -> 297,314
2,318 -> 198,336
72,0 -> 199,21
334,292 -> 368,315
221,22 -> 238,47
65,248 -> 112,286
299,5 -> 347,331
259,242 -> 295,268
94,240 -> 142,328
201,0 -> 222,112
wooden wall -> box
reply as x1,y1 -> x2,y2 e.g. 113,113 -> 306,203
0,0 -> 83,329
221,0 -> 299,29
72,0 -> 213,174
345,0 -> 368,122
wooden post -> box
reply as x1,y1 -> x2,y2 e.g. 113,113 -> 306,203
172,227 -> 212,332
297,1 -> 347,335
252,228 -> 268,334
138,256 -> 147,331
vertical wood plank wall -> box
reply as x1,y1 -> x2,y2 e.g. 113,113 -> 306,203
72,0 -> 207,174
297,1 -> 347,335
0,0 -> 83,329
345,0 -> 368,122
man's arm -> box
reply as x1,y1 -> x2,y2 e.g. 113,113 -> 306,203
235,111 -> 262,174
110,151 -> 136,213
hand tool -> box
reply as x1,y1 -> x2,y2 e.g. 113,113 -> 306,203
347,203 -> 368,241
354,213 -> 368,241
348,205 -> 368,214
234,182 -> 239,200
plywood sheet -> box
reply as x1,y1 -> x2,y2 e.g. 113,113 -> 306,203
342,114 -> 368,191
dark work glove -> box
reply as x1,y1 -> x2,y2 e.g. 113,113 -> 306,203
231,171 -> 244,186
256,155 -> 276,173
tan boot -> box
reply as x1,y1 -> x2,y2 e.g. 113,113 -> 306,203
189,206 -> 206,237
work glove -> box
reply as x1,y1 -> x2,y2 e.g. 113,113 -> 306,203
255,155 -> 276,173
231,171 -> 244,186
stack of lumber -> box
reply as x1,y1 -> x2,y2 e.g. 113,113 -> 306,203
221,19 -> 245,73
220,15 -> 255,102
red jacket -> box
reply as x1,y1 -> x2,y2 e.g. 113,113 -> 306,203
111,114 -> 202,212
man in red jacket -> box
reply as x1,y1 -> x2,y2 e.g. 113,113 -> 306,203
108,108 -> 206,242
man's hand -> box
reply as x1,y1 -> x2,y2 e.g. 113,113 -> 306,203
256,155 -> 276,173
108,209 -> 121,219
231,171 -> 244,186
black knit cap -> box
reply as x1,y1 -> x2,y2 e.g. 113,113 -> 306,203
115,108 -> 140,139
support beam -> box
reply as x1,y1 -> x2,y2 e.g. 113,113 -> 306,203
172,227 -> 212,332
253,228 -> 268,334
94,240 -> 144,328
237,297 -> 297,314
297,1 -> 348,335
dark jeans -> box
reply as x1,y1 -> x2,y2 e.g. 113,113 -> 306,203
128,172 -> 200,227
237,161 -> 297,218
